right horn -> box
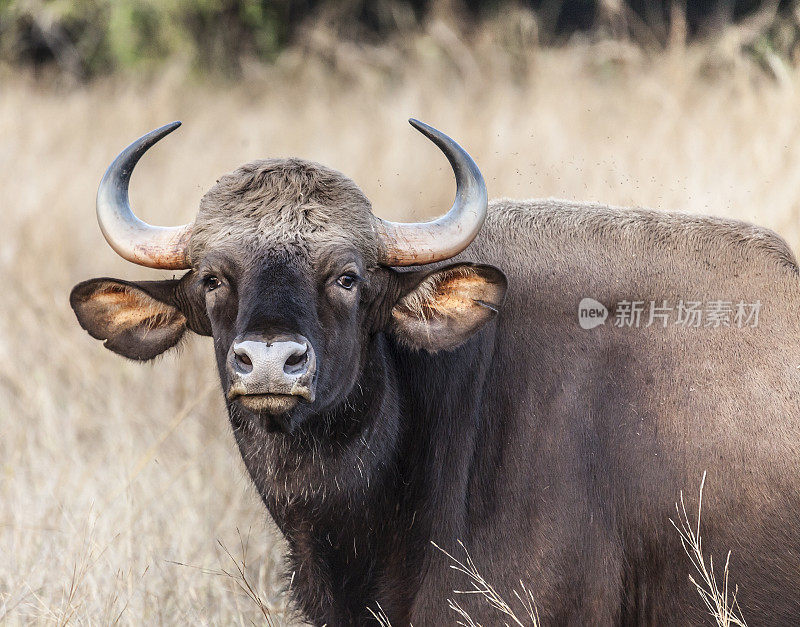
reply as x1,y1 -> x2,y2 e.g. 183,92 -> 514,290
373,119 -> 488,266
96,121 -> 192,269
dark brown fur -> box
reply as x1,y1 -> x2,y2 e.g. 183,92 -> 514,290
71,160 -> 800,625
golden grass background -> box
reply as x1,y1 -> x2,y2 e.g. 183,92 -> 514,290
4,22 -> 800,624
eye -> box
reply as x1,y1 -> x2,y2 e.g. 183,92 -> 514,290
336,274 -> 357,290
203,275 -> 222,292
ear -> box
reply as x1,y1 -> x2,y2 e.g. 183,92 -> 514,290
70,278 -> 190,361
390,263 -> 507,352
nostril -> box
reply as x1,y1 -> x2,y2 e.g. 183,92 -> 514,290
233,347 -> 254,373
283,348 -> 308,375
285,352 -> 304,367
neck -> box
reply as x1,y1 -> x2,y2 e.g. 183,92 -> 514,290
229,335 -> 422,623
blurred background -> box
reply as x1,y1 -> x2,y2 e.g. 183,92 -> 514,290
4,0 -> 800,623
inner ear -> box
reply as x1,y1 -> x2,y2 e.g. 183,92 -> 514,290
70,278 -> 188,361
390,263 -> 507,352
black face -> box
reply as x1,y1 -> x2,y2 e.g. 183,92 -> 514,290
189,245 -> 391,433
71,241 -> 507,435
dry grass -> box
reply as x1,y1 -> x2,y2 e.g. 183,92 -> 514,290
433,541 -> 540,627
672,473 -> 748,627
3,16 -> 800,624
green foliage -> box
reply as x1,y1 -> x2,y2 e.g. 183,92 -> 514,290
0,0 -> 287,77
2,0 -> 799,80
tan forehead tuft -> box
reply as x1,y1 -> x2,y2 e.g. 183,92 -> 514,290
188,158 -> 379,264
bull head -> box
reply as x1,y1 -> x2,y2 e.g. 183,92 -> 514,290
71,120 -> 505,434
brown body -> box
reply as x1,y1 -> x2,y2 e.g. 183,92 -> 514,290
421,199 -> 800,623
71,124 -> 800,624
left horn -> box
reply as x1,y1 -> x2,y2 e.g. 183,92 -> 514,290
373,119 -> 488,266
96,121 -> 192,269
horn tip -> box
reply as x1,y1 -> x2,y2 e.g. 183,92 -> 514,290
144,121 -> 181,146
143,121 -> 182,145
408,118 -> 443,144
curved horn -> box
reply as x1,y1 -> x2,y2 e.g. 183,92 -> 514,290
97,121 -> 192,269
374,119 -> 488,266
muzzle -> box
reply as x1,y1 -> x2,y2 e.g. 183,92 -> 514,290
226,333 -> 317,412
